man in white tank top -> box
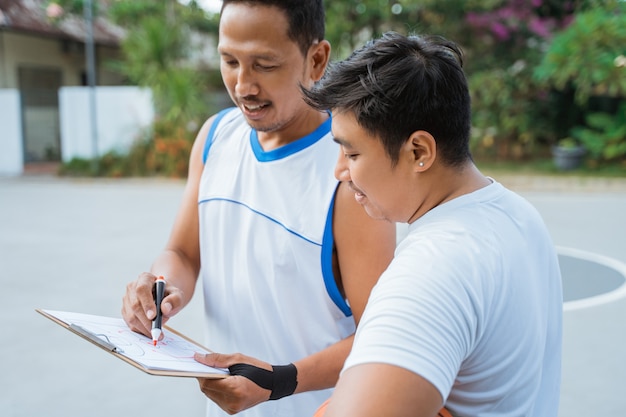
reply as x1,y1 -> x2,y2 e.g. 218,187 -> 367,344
121,1 -> 396,417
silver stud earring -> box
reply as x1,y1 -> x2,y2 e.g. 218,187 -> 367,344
419,161 -> 425,167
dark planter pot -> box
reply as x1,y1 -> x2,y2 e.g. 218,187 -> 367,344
552,145 -> 586,171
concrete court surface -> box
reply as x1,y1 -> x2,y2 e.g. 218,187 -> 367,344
1,174 -> 626,417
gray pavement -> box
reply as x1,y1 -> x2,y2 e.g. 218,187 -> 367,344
1,174 -> 626,417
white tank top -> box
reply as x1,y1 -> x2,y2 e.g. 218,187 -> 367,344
198,108 -> 355,417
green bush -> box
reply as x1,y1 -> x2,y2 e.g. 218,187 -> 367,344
59,120 -> 195,178
534,6 -> 626,104
469,64 -> 554,160
571,102 -> 626,162
58,157 -> 96,176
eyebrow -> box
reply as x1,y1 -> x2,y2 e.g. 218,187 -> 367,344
219,50 -> 280,62
332,137 -> 353,149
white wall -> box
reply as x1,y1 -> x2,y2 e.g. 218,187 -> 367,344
0,89 -> 24,176
0,32 -> 124,89
59,86 -> 154,161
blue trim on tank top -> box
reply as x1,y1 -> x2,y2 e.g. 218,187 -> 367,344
250,115 -> 332,162
197,197 -> 321,247
200,110 -> 349,315
203,107 -> 237,164
321,189 -> 353,317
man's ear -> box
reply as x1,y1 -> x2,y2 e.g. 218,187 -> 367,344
309,40 -> 331,81
404,130 -> 436,171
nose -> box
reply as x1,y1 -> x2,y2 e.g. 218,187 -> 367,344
234,67 -> 259,98
334,148 -> 350,182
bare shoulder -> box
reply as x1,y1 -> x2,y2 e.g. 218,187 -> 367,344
165,113 -> 222,254
190,114 -> 219,160
333,181 -> 396,247
332,181 -> 396,323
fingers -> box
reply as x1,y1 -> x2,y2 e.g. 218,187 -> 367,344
195,354 -> 273,414
194,352 -> 271,371
196,377 -> 248,414
121,272 -> 159,337
196,376 -> 271,413
122,273 -> 186,339
194,352 -> 234,369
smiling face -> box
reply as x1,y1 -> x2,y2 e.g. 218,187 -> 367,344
332,111 -> 420,223
218,3 -> 328,142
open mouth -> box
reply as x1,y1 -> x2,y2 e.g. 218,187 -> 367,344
239,100 -> 270,117
349,183 -> 367,203
348,182 -> 363,195
243,103 -> 267,112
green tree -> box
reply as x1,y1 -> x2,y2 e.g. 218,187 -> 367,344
571,102 -> 626,163
461,0 -> 580,159
534,3 -> 626,104
323,1 -> 583,160
47,0 -> 220,126
49,0 -> 222,177
533,1 -> 626,164
324,0 -> 468,59
107,0 -> 220,125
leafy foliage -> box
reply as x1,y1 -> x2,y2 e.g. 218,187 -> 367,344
115,16 -> 207,124
469,61 -> 560,159
55,0 -> 626,176
51,0 -> 223,177
107,1 -> 220,125
48,0 -> 219,127
534,3 -> 626,104
571,102 -> 626,162
60,120 -> 195,178
324,0 -> 468,59
462,0 -> 578,158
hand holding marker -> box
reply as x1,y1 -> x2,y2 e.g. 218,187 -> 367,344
151,276 -> 166,346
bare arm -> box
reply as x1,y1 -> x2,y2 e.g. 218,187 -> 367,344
194,179 -> 396,412
324,363 -> 443,417
293,180 -> 397,393
332,181 -> 396,325
318,185 -> 443,417
121,115 -> 216,336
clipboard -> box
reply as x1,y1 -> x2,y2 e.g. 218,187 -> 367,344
37,308 -> 228,379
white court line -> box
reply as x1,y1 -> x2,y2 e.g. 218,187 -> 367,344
558,246 -> 626,312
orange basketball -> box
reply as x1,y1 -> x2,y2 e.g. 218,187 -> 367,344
312,399 -> 330,417
438,408 -> 453,417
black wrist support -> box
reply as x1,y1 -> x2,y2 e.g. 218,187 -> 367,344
229,363 -> 298,400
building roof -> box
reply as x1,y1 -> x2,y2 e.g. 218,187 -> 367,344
0,0 -> 125,47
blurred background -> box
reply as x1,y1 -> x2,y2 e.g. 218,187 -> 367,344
0,0 -> 624,178
1,1 -> 625,416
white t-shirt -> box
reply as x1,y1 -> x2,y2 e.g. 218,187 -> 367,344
344,180 -> 563,416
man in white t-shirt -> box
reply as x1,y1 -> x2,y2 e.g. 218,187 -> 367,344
304,32 -> 563,417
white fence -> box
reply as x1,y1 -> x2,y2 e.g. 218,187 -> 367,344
0,89 -> 24,176
0,86 -> 154,176
59,86 -> 153,161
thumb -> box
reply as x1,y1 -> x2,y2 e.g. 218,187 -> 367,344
194,352 -> 226,367
160,290 -> 183,317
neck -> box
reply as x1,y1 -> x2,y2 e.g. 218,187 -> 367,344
257,109 -> 329,151
407,162 -> 490,224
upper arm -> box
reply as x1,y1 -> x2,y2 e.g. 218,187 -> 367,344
325,363 -> 443,417
162,115 -> 217,276
333,181 -> 396,324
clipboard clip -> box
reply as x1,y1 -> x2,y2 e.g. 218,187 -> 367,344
69,323 -> 125,354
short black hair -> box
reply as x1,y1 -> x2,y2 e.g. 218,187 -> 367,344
221,0 -> 325,57
303,32 -> 472,167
